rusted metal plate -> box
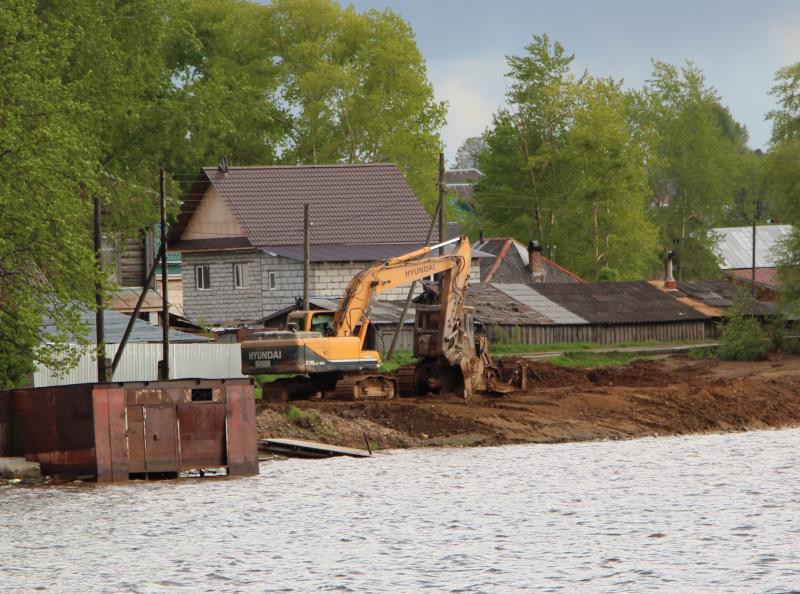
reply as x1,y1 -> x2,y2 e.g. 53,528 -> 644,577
94,387 -> 131,482
177,403 -> 226,469
92,388 -> 113,482
106,388 -> 128,481
26,448 -> 96,478
0,391 -> 10,456
224,384 -> 259,476
143,405 -> 178,473
11,385 -> 95,454
126,406 -> 146,473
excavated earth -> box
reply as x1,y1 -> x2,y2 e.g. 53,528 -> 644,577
256,354 -> 800,450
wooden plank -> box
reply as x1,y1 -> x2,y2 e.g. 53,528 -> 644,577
259,438 -> 370,459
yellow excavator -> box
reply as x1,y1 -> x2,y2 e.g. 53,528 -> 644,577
240,236 -> 520,399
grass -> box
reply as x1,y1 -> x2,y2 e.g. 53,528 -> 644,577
490,338 -> 710,356
380,350 -> 417,372
286,405 -> 321,428
685,346 -> 719,359
548,351 -> 648,368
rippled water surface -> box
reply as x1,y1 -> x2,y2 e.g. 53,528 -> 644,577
2,428 -> 800,593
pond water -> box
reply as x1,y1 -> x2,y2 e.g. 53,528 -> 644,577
2,428 -> 800,593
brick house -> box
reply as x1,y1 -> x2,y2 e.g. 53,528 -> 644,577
169,164 -> 442,326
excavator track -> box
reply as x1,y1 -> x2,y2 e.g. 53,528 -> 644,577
394,365 -> 417,397
324,373 -> 398,400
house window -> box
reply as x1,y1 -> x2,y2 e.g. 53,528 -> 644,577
233,263 -> 246,289
269,271 -> 277,290
196,265 -> 211,290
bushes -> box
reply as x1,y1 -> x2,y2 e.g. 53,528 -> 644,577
286,405 -> 320,428
719,296 -> 768,361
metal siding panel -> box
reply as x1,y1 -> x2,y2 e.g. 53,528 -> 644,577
34,343 -> 246,386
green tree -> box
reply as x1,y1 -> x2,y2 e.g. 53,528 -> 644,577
474,36 -> 657,279
633,62 -> 745,279
0,1 -> 99,386
766,62 -> 800,309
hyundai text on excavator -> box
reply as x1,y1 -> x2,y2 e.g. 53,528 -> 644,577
240,236 -> 523,400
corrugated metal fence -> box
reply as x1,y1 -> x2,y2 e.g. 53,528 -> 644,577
34,343 -> 245,387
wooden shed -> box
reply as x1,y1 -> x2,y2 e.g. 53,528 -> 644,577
0,378 -> 257,482
465,282 -> 710,345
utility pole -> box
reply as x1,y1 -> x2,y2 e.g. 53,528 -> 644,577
303,203 -> 310,311
158,168 -> 170,380
386,201 -> 441,360
93,196 -> 109,383
438,152 -> 445,253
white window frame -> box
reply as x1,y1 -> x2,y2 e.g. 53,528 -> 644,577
268,271 -> 277,290
233,263 -> 246,289
196,265 -> 211,290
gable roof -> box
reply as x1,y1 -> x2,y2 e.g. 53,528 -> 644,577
713,224 -> 792,269
170,164 -> 434,248
474,238 -> 584,284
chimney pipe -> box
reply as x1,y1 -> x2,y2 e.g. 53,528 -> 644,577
479,229 -> 484,243
528,240 -> 544,278
665,250 -> 677,289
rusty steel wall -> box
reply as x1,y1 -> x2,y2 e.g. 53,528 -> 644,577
7,379 -> 256,482
0,391 -> 10,456
10,385 -> 97,478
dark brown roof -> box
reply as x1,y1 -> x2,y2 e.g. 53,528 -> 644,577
171,164 -> 434,247
474,238 -> 584,284
677,279 -> 775,316
533,282 -> 708,324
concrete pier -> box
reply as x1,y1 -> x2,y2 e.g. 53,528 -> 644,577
0,457 -> 41,480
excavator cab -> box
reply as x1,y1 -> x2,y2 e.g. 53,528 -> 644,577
287,310 -> 336,336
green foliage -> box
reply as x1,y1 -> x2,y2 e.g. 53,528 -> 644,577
379,350 -> 416,372
597,267 -> 620,281
685,346 -> 718,359
286,405 -> 321,428
632,61 -> 746,280
549,351 -> 646,368
767,63 -> 800,317
718,296 -> 768,361
173,0 -> 445,209
0,0 -> 444,385
475,35 -> 658,280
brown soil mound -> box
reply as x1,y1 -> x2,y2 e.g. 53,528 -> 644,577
256,354 -> 800,450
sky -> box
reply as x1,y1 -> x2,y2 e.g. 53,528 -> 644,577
346,0 -> 800,163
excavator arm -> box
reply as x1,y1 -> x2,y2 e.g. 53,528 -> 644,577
333,237 -> 472,350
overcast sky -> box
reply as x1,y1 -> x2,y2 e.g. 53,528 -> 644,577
346,0 -> 800,163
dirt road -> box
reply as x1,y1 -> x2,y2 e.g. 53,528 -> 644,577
256,354 -> 800,450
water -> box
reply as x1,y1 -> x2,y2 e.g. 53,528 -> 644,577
2,428 -> 800,593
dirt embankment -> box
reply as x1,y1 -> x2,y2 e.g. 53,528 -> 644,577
256,355 -> 800,450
